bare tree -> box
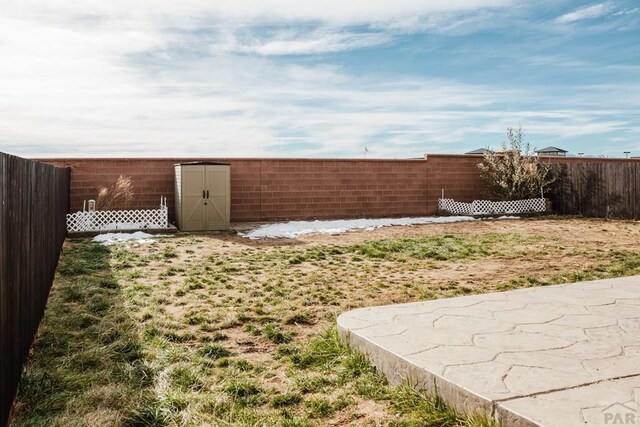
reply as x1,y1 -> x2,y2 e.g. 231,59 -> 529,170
478,127 -> 555,200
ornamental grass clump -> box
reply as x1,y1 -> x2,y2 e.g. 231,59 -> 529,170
96,174 -> 134,210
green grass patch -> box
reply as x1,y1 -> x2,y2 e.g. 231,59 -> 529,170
197,344 -> 232,360
284,311 -> 313,325
11,242 -> 156,426
270,392 -> 303,408
346,233 -> 537,261
263,323 -> 293,344
498,250 -> 640,291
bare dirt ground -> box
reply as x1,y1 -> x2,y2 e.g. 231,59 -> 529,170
173,216 -> 640,254
124,217 -> 640,355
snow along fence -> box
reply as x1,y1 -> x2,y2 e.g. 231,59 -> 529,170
438,197 -> 547,216
66,197 -> 169,233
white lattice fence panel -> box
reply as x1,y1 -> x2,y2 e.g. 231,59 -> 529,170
438,198 -> 473,215
493,198 -> 546,214
67,205 -> 168,233
439,198 -> 546,215
471,200 -> 493,215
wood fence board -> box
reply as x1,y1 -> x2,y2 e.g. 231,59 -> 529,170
550,161 -> 640,219
0,153 -> 69,427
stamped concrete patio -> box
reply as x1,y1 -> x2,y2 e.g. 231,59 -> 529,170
338,275 -> 640,427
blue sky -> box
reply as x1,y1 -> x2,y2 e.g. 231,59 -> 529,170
0,1 -> 638,158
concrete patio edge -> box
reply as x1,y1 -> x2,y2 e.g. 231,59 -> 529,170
337,275 -> 640,427
337,319 -> 496,418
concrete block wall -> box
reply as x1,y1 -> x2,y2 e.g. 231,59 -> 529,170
424,155 -> 484,213
38,156 -> 485,222
39,155 -> 640,223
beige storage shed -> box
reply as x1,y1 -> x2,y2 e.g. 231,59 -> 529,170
175,162 -> 230,231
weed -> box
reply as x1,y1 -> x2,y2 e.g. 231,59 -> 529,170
243,324 -> 262,336
197,344 -> 232,360
263,323 -> 293,344
388,384 -> 459,426
354,373 -> 390,400
169,366 -> 204,391
126,401 -> 172,426
232,359 -> 254,372
294,375 -> 335,394
161,246 -> 177,259
342,351 -> 375,378
160,266 -> 184,277
304,397 -> 333,418
270,392 -> 303,408
224,379 -> 265,407
209,332 -> 229,342
283,311 -> 313,325
291,328 -> 347,369
185,313 -> 209,325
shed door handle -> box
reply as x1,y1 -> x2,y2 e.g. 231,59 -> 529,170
202,190 -> 205,199
206,190 -> 209,199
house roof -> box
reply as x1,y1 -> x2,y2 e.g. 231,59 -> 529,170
465,148 -> 491,155
535,146 -> 568,153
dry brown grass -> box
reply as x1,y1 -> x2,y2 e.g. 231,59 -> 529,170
11,217 -> 640,427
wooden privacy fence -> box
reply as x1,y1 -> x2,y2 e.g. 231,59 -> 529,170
0,153 -> 70,427
550,161 -> 640,219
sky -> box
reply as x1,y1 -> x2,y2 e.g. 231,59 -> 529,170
0,1 -> 639,159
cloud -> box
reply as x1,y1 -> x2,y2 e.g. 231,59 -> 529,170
212,29 -> 392,56
555,2 -> 613,24
612,7 -> 640,16
0,0 -> 638,159
524,55 -> 591,68
4,0 -> 513,27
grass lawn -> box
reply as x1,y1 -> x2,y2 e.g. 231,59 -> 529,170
10,218 -> 640,426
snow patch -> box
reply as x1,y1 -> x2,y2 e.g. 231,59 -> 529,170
240,215 -> 507,239
92,231 -> 157,245
102,222 -> 165,230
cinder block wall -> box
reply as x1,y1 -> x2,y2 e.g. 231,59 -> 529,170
424,155 -> 484,213
40,155 -> 640,223
38,156 -> 485,222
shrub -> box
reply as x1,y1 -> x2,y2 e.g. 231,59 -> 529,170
477,127 -> 555,201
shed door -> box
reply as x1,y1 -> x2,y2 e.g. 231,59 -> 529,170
182,166 -> 206,231
205,166 -> 229,230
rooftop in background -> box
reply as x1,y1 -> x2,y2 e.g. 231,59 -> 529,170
465,148 -> 491,155
535,146 -> 568,156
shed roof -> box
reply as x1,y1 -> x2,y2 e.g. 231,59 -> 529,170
176,161 -> 230,166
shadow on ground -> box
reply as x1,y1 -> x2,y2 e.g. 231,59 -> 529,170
10,242 -> 155,426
